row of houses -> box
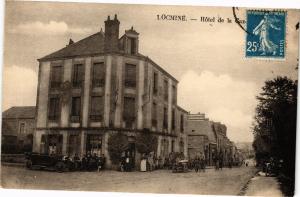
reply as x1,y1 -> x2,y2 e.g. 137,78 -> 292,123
186,113 -> 243,166
1,15 -> 241,168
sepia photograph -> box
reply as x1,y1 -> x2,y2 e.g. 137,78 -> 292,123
0,1 -> 299,196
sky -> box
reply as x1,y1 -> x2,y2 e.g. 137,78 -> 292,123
2,1 -> 299,143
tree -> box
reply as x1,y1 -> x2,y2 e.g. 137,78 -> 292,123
252,76 -> 297,193
107,133 -> 129,165
135,132 -> 158,154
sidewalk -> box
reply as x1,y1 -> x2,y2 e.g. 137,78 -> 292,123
244,172 -> 283,197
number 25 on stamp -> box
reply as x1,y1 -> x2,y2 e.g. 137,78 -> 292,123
246,10 -> 286,59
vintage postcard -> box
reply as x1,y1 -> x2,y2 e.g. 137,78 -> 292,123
1,1 -> 299,197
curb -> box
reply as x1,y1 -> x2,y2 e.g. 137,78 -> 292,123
237,169 -> 260,196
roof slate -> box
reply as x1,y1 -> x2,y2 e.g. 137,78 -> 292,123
2,106 -> 36,119
39,32 -> 105,61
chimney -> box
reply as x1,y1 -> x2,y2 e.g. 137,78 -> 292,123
104,14 -> 120,52
68,38 -> 74,45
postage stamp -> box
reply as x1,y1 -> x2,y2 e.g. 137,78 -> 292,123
246,10 -> 286,59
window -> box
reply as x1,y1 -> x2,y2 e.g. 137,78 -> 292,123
71,97 -> 81,122
90,96 -> 104,121
171,109 -> 175,130
48,97 -> 60,120
123,97 -> 135,128
129,37 -> 136,54
50,65 -> 63,88
152,102 -> 157,128
19,122 -> 25,134
153,72 -> 158,95
171,140 -> 175,152
180,114 -> 184,133
124,64 -> 136,88
72,64 -> 84,88
172,85 -> 177,104
92,62 -> 105,87
164,79 -> 168,101
163,107 -> 168,130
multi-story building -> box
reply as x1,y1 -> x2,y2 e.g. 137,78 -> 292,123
2,106 -> 36,153
33,15 -> 188,168
186,113 -> 237,166
186,113 -> 217,165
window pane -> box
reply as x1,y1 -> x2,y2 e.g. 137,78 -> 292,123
123,97 -> 135,128
90,96 -> 104,121
163,107 -> 168,129
153,72 -> 158,95
48,97 -> 60,120
125,64 -> 136,88
93,62 -> 105,87
50,66 -> 62,88
71,97 -> 81,116
72,64 -> 83,87
152,103 -> 157,127
164,80 -> 168,101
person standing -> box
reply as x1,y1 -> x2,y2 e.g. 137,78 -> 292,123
140,154 -> 147,172
200,152 -> 206,172
194,156 -> 200,173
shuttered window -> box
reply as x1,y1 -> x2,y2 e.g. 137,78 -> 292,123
72,64 -> 84,88
172,85 -> 177,104
90,96 -> 104,121
124,64 -> 136,88
71,97 -> 81,122
123,97 -> 135,128
50,66 -> 63,88
48,97 -> 60,120
163,107 -> 168,130
152,102 -> 157,127
153,72 -> 158,95
92,62 -> 105,87
164,79 -> 168,101
180,114 -> 184,133
171,109 -> 175,130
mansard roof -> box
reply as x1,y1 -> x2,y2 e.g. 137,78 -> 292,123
38,31 -> 179,83
39,32 -> 105,61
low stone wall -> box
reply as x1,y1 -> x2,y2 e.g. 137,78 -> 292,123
1,154 -> 26,163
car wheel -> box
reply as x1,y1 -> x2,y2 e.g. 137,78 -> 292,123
55,161 -> 66,173
26,160 -> 33,169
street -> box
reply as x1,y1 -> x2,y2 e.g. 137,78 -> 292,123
1,165 -> 258,195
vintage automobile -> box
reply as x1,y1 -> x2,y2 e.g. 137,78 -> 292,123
25,152 -> 75,172
172,159 -> 189,173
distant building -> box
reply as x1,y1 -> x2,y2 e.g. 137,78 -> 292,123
33,15 -> 188,168
187,113 -> 237,166
186,113 -> 217,165
2,106 -> 36,153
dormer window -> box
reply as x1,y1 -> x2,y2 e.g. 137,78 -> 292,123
129,37 -> 136,55
124,26 -> 139,55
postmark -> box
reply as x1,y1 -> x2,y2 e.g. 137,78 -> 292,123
246,10 -> 286,59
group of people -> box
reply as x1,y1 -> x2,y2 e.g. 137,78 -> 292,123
213,151 -> 224,170
64,152 -> 106,171
138,152 -> 186,172
192,152 -> 206,172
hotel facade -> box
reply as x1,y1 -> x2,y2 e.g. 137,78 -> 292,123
33,15 -> 188,168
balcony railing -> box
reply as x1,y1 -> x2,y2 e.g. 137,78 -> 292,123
72,81 -> 83,88
48,115 -> 59,121
124,80 -> 136,88
92,79 -> 105,87
50,81 -> 62,89
89,114 -> 103,121
70,115 -> 80,123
